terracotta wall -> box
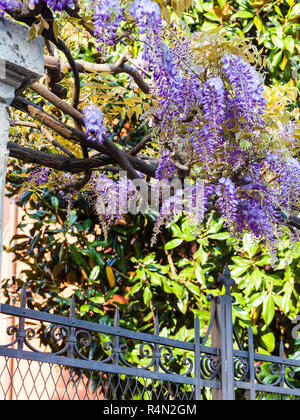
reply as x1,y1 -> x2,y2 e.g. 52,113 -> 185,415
0,196 -> 101,400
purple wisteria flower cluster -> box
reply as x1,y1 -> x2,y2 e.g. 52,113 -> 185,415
83,105 -> 105,144
45,0 -> 74,11
26,166 -> 51,187
93,0 -> 123,52
86,0 -> 297,254
129,0 -> 162,36
90,173 -> 139,236
155,149 -> 177,181
92,0 -> 163,53
0,0 -> 21,15
222,54 -> 267,125
3,0 -> 298,254
137,21 -> 299,253
0,0 -> 74,15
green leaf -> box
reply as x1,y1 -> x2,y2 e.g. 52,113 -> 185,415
230,265 -> 251,278
282,291 -> 291,313
243,20 -> 254,33
254,16 -> 264,32
143,286 -> 153,306
261,331 -> 275,353
89,295 -> 104,304
165,238 -> 183,250
205,219 -> 224,235
231,256 -> 252,267
262,294 -> 275,326
162,278 -> 174,294
283,36 -> 295,53
89,265 -> 100,282
80,304 -> 89,314
177,289 -> 189,314
250,269 -> 262,291
207,232 -> 230,240
256,255 -> 271,266
274,5 -> 283,18
204,10 -> 222,22
70,245 -> 85,265
201,21 -> 219,31
289,4 -> 300,19
271,35 -> 284,49
195,266 -> 205,285
185,282 -> 201,297
217,0 -> 226,8
271,51 -> 283,68
170,224 -> 182,237
150,272 -> 163,286
242,234 -> 259,258
251,291 -> 267,308
172,281 -> 185,299
67,209 -> 77,226
51,196 -> 59,211
129,281 -> 143,295
232,11 -> 255,19
194,246 -> 208,265
232,306 -> 251,322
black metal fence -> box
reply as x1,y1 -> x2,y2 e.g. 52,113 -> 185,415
0,268 -> 299,400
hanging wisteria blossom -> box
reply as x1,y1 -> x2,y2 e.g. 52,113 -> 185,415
80,1 -> 300,254
0,0 -> 74,13
2,0 -> 299,257
0,0 -> 20,15
83,105 -> 105,144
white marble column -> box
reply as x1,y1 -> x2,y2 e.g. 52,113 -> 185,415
0,17 -> 44,292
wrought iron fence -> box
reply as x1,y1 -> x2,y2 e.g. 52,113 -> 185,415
0,267 -> 299,400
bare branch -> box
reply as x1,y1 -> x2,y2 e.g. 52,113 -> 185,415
289,215 -> 300,230
128,133 -> 152,156
40,126 -> 76,158
7,142 -> 104,173
30,82 -> 84,125
44,55 -> 151,94
11,96 -> 157,178
102,134 -> 140,180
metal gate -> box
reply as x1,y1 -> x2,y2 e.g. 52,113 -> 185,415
0,267 -> 299,400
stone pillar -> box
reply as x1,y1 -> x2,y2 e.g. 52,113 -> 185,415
0,103 -> 10,278
0,17 -> 44,285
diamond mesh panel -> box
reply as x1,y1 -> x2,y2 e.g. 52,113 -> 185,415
0,357 -> 195,400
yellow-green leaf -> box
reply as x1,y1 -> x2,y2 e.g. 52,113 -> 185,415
106,266 -> 116,288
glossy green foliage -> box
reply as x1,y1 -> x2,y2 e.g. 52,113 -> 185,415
183,0 -> 300,88
4,170 -> 300,358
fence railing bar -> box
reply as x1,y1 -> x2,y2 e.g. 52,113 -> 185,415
0,304 -> 195,352
234,380 -> 300,397
113,307 -> 120,367
194,316 -> 202,400
154,314 -> 160,373
0,346 -> 196,386
232,348 -> 300,368
245,325 -> 255,400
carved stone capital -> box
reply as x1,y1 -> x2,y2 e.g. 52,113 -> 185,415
0,17 -> 44,104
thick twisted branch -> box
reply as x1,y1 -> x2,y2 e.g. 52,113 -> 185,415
8,142 -> 103,173
11,96 -> 157,178
288,215 -> 300,230
30,82 -> 84,125
44,55 -> 151,94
